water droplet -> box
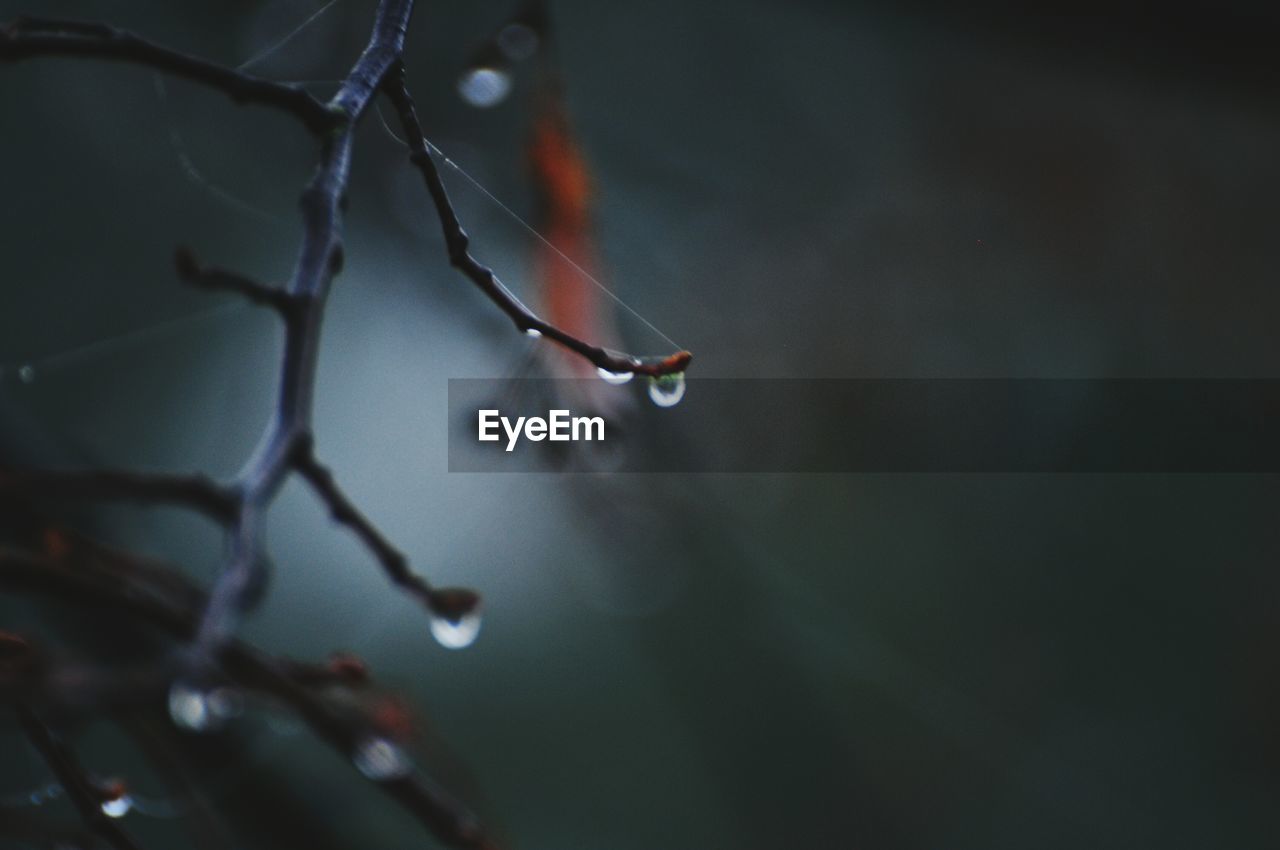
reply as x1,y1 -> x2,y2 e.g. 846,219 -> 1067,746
457,67 -> 511,108
352,736 -> 411,781
524,327 -> 543,338
168,682 -> 217,732
430,611 -> 482,649
17,364 -> 34,384
647,373 -> 686,407
596,367 -> 634,385
428,588 -> 482,649
496,23 -> 540,61
100,795 -> 132,819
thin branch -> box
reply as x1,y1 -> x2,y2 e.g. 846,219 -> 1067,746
16,702 -> 143,850
175,247 -> 297,316
192,0 -> 418,653
294,442 -> 435,610
0,16 -> 337,134
382,65 -> 692,379
0,467 -> 238,524
0,549 -> 496,849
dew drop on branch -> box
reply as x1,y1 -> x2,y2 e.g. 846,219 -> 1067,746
647,372 -> 686,407
97,778 -> 131,819
100,794 -> 133,819
430,610 -> 482,649
524,328 -> 543,338
596,367 -> 634,385
458,67 -> 511,108
427,588 -> 482,649
352,737 -> 411,781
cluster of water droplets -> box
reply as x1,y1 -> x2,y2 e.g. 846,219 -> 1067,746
594,365 -> 687,407
167,682 -> 244,733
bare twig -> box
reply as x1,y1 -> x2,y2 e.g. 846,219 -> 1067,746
192,0 -> 418,653
382,65 -> 693,379
0,16 -> 337,133
175,247 -> 297,316
0,549 -> 496,849
16,702 -> 143,850
293,441 -> 435,610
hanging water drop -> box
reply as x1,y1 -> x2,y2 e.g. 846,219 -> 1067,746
97,779 -> 131,819
430,610 -> 482,649
647,372 -> 686,407
457,67 -> 511,108
100,794 -> 132,819
168,682 -> 215,732
352,736 -> 411,781
524,327 -> 543,338
427,588 -> 482,649
596,366 -> 634,385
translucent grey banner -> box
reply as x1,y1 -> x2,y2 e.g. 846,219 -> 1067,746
447,379 -> 1280,472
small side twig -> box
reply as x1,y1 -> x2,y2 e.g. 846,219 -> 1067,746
293,442 -> 435,610
175,247 -> 297,316
382,65 -> 692,379
0,16 -> 337,133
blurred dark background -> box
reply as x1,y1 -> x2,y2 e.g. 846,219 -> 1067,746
3,1 -> 1280,848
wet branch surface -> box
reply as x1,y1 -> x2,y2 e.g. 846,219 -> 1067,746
1,548 -> 494,849
0,0 -> 690,846
383,66 -> 694,378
